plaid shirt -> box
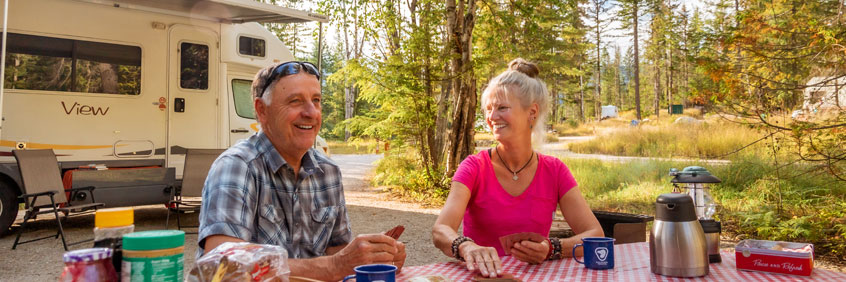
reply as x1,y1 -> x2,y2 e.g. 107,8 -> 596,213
198,132 -> 351,258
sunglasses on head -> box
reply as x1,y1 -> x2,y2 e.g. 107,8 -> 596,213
259,61 -> 320,98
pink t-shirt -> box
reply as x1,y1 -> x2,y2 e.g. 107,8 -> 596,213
452,150 -> 578,256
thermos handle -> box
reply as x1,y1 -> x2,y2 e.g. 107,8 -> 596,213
342,275 -> 355,281
572,244 -> 584,264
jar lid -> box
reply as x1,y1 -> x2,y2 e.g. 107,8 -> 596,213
63,248 -> 113,263
123,230 -> 184,251
95,207 -> 134,228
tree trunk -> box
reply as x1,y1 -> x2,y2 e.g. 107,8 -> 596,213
444,0 -> 478,177
651,16 -> 661,118
653,63 -> 661,118
595,6 -> 602,121
434,52 -> 451,167
579,66 -> 586,122
344,86 -> 356,141
550,83 -> 558,122
633,3 -> 642,120
614,46 -> 623,111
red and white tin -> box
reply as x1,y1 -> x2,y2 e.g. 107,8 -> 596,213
735,239 -> 814,276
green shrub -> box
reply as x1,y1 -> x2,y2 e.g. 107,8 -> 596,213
371,149 -> 449,206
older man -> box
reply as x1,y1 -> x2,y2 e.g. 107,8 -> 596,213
198,61 -> 405,280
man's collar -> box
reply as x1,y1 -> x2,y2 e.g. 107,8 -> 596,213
256,131 -> 324,175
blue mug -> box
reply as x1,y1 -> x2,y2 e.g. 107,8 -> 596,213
342,264 -> 397,282
572,237 -> 615,270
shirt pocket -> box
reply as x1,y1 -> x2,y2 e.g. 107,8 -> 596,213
308,205 -> 338,251
258,205 -> 288,244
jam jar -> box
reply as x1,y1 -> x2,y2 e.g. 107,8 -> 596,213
61,248 -> 118,282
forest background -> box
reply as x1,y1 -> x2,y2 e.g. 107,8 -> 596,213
263,0 -> 846,264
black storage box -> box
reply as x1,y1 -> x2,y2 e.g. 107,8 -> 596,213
592,210 -> 654,244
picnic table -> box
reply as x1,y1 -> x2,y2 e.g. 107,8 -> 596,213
399,242 -> 846,281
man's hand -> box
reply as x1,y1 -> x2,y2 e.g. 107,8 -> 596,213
510,239 -> 549,265
460,242 -> 502,278
393,241 -> 406,273
330,234 -> 404,275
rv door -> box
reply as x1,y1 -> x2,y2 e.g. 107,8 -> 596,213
167,25 -> 219,177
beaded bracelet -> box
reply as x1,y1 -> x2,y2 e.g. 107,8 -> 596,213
544,238 -> 554,260
451,236 -> 474,262
547,237 -> 563,260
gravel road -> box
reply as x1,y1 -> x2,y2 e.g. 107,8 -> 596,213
0,153 -> 447,281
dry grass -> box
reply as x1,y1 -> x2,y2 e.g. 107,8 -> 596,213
328,139 -> 380,154
567,114 -> 766,159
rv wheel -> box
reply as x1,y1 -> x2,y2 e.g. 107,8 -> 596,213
0,182 -> 18,237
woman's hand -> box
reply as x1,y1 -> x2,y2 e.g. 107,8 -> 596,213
511,239 -> 549,265
460,242 -> 503,278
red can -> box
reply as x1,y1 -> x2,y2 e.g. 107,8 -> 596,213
735,239 -> 814,276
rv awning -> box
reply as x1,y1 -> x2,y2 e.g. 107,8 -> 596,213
74,0 -> 329,23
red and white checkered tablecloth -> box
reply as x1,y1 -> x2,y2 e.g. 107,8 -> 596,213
398,242 -> 846,281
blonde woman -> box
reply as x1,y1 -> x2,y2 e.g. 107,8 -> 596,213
432,58 -> 603,278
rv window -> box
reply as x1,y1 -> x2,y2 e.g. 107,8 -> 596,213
238,36 -> 265,57
809,91 -> 824,104
180,43 -> 209,90
232,79 -> 256,119
2,33 -> 141,95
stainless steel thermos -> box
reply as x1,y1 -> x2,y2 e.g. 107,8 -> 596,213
650,193 -> 709,277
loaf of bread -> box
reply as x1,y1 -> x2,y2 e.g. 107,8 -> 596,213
188,242 -> 290,282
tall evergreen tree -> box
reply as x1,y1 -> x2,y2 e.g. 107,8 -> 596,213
618,0 -> 646,119
586,0 -> 612,120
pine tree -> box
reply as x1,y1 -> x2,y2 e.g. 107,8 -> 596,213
618,0 -> 646,120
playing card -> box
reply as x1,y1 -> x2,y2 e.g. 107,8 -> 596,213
501,232 -> 546,254
385,225 -> 405,240
498,235 -> 510,255
520,232 -> 546,243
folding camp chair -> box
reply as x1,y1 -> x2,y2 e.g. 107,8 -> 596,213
166,149 -> 224,233
12,149 -> 104,251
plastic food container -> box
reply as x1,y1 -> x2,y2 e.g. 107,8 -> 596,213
121,230 -> 185,282
61,248 -> 118,282
735,239 -> 814,276
94,207 -> 135,273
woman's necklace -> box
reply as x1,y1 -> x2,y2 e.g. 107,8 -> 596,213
495,147 -> 534,181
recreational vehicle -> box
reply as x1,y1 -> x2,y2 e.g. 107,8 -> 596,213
0,0 -> 328,235
802,76 -> 845,115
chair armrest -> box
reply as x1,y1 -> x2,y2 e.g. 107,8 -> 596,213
19,190 -> 59,210
19,190 -> 57,199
